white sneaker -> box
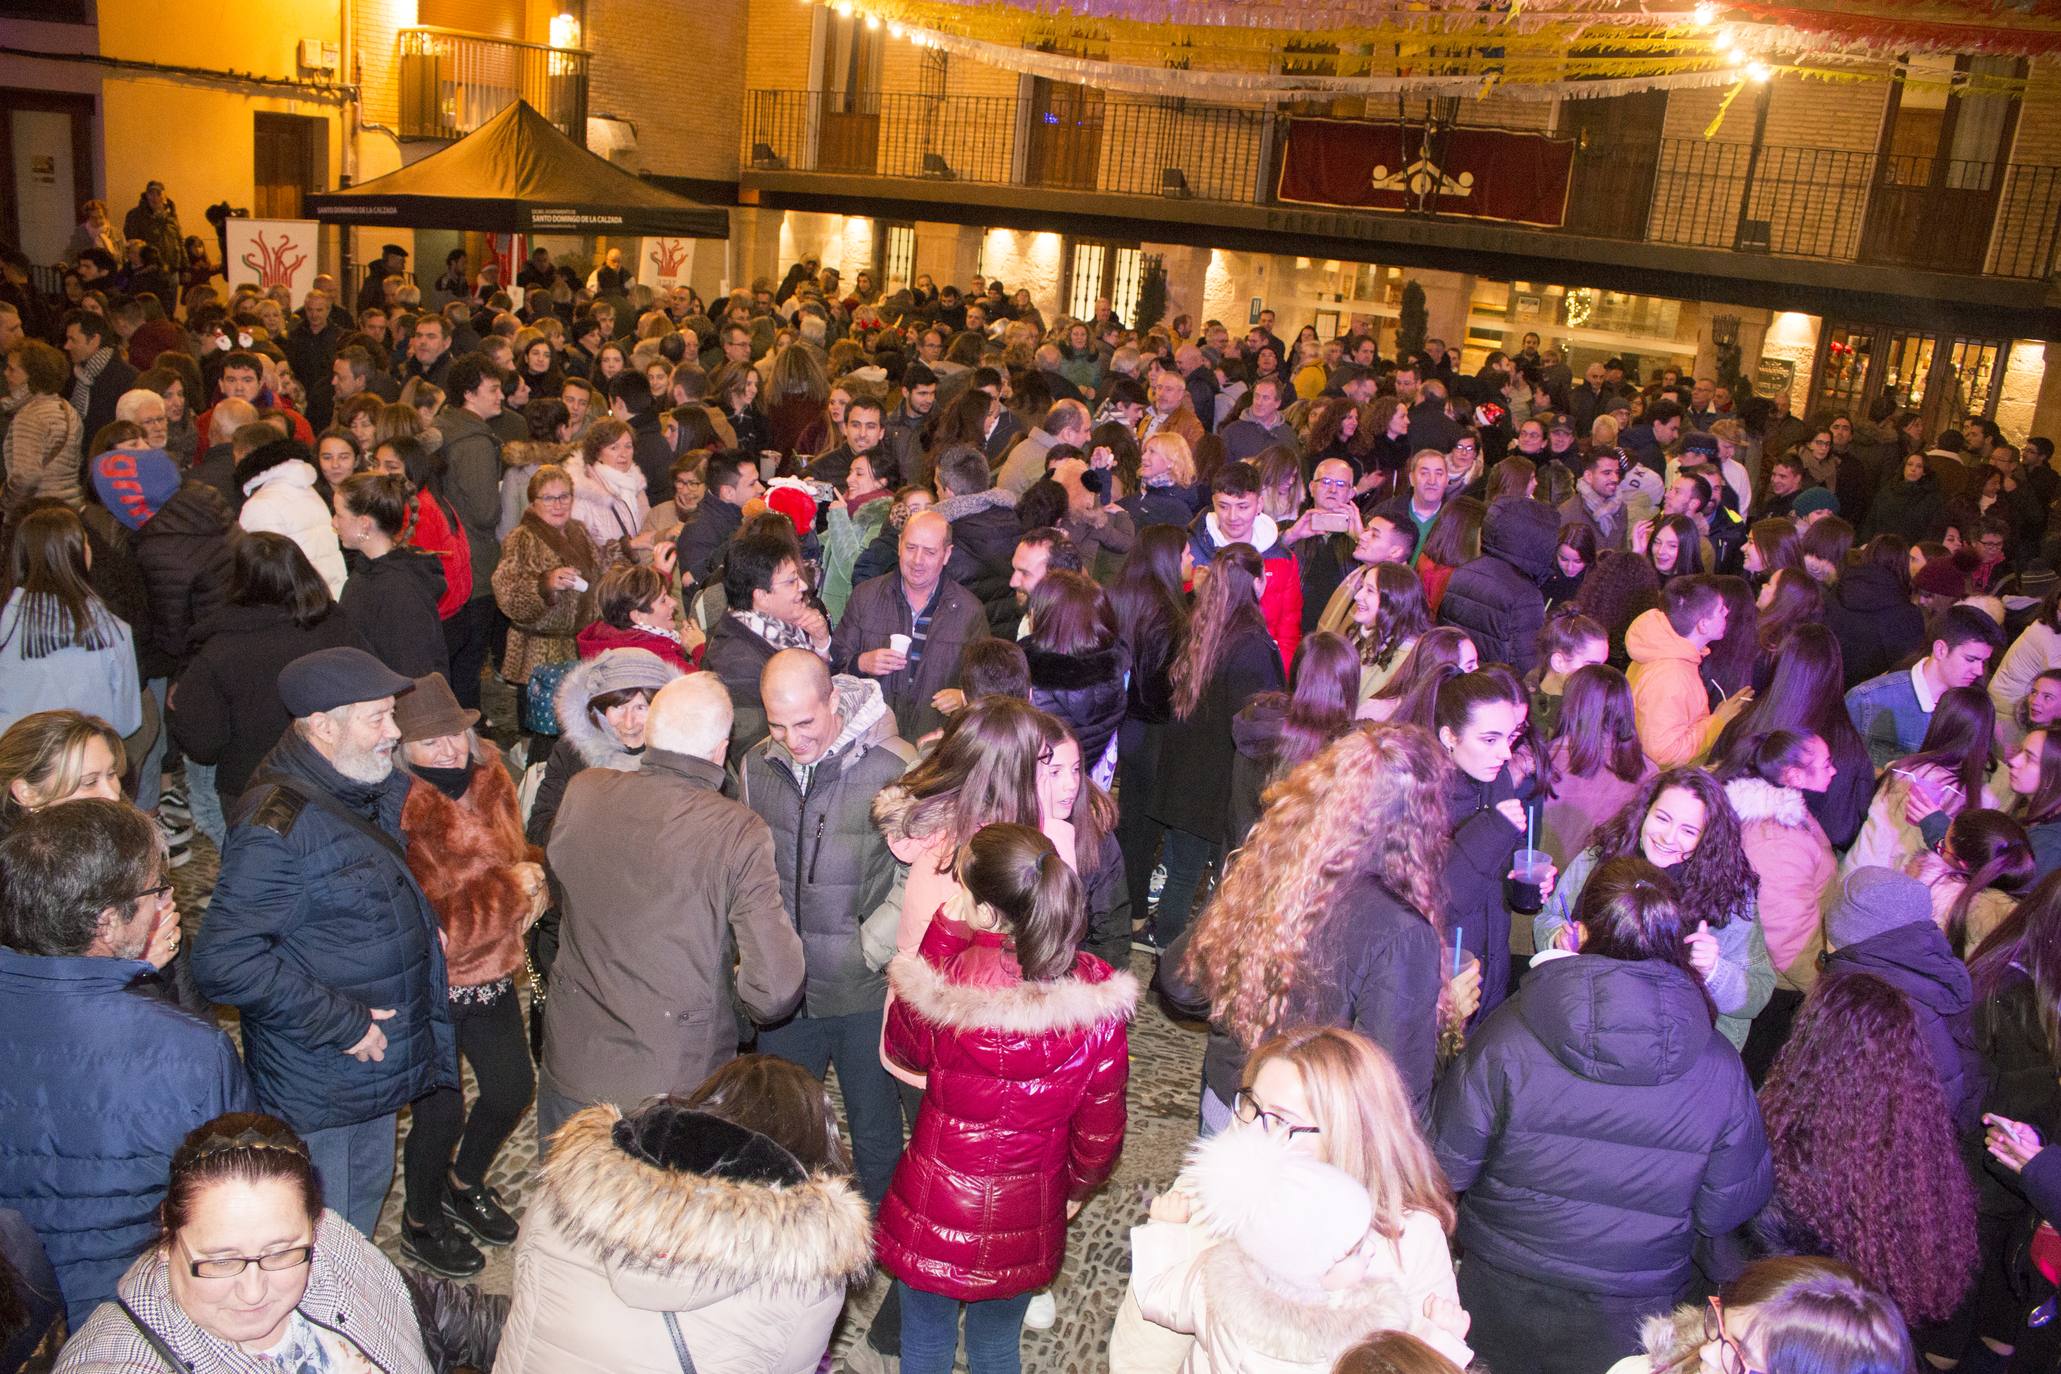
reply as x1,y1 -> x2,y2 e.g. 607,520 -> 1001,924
1023,1289 -> 1056,1330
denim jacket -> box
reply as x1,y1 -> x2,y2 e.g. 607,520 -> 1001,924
1844,666 -> 1930,769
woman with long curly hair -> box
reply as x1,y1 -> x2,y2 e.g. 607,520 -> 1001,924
1115,1028 -> 1468,1372
1144,543 -> 1284,949
1575,547 -> 1661,669
1225,630 -> 1359,848
1163,724 -> 1453,1120
1343,561 -> 1432,702
1757,972 -> 1978,1327
1535,768 -> 1773,1049
1712,623 -> 1877,849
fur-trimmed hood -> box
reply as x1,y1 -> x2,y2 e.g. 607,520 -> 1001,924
540,1104 -> 873,1294
555,651 -> 683,769
933,487 -> 1018,523
1724,776 -> 1811,828
1194,1245 -> 1410,1366
887,948 -> 1137,1036
1023,642 -> 1125,692
1631,1301 -> 1706,1374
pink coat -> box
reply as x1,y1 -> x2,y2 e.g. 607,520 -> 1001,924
876,916 -> 1135,1301
1726,777 -> 1835,990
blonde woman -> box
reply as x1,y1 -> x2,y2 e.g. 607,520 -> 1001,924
1111,1028 -> 1469,1373
1160,724 -> 1457,1120
1118,431 -> 1201,532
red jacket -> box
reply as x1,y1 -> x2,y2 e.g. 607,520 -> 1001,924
401,490 -> 472,619
573,618 -> 698,672
876,915 -> 1135,1301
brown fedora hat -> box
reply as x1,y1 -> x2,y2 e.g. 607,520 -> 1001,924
391,672 -> 480,743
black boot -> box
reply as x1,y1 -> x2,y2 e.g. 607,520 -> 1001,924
443,1177 -> 519,1246
400,1213 -> 484,1278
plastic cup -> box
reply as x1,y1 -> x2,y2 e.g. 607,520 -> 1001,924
1450,946 -> 1480,979
888,633 -> 912,655
1505,847 -> 1552,916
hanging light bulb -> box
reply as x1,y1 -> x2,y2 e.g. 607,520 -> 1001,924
1746,60 -> 1772,82
863,12 -> 880,28
887,19 -> 903,36
1693,1 -> 1719,25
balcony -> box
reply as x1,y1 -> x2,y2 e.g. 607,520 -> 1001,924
398,27 -> 589,144
741,88 -> 2061,287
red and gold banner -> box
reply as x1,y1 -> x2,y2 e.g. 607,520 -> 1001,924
1275,119 -> 1577,228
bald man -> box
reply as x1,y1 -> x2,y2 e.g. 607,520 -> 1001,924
739,649 -> 916,1205
538,671 -> 803,1150
830,509 -> 989,738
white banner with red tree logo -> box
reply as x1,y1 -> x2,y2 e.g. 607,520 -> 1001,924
225,219 -> 320,306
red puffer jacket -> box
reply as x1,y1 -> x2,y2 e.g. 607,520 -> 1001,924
402,489 -> 473,619
876,915 -> 1136,1301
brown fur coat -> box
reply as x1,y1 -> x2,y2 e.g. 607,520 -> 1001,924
400,756 -> 543,988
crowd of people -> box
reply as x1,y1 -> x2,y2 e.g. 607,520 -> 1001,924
4,209 -> 2061,1374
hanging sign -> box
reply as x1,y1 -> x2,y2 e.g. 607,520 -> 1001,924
1276,119 -> 1576,229
225,218 -> 320,305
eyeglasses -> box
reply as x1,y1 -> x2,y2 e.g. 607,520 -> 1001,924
1704,1296 -> 1764,1374
1314,477 -> 1351,489
182,1241 -> 315,1280
1231,1091 -> 1320,1140
534,491 -> 573,505
127,881 -> 175,907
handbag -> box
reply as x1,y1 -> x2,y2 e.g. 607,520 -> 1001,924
523,658 -> 577,736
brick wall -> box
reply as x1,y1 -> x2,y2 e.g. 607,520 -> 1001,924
587,0 -> 745,179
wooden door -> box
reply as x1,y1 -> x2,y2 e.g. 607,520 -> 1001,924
1860,55 -> 2020,273
1556,90 -> 1665,240
818,12 -> 881,174
1029,79 -> 1104,190
253,113 -> 322,221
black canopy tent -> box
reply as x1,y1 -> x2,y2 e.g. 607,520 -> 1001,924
304,99 -> 728,238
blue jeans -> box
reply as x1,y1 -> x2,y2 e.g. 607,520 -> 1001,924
1152,826 -> 1219,946
186,761 -> 226,848
301,1114 -> 397,1237
899,1282 -> 1034,1374
758,1006 -> 904,1208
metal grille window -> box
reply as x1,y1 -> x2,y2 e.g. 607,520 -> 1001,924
1067,242 -> 1107,321
1111,247 -> 1145,326
884,224 -> 916,293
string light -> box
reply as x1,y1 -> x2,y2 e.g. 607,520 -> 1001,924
1746,59 -> 1771,81
1692,2 -> 1719,25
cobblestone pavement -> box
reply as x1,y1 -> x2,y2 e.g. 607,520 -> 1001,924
172,819 -> 1206,1374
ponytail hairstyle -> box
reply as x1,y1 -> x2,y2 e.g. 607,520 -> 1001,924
1433,665 -> 1526,744
1713,728 -> 1820,787
1532,606 -> 1605,688
161,1113 -> 321,1239
1937,809 -> 2036,956
1552,664 -> 1644,787
958,822 -> 1085,981
1573,856 -> 1713,1022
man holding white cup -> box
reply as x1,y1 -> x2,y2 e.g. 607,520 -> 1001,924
829,510 -> 989,739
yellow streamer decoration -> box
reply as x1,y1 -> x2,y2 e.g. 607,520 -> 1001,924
1702,77 -> 1748,137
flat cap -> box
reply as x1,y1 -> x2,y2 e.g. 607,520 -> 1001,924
278,647 -> 415,718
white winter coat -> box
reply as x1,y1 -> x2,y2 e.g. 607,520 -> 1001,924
239,457 -> 347,597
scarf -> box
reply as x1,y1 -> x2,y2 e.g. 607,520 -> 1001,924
414,759 -> 475,801
1577,475 -> 1625,528
68,346 -> 113,416
517,509 -> 600,579
590,461 -> 645,538
731,608 -> 823,656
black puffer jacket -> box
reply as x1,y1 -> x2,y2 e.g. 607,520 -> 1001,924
1823,921 -> 1984,1132
1443,766 -> 1526,1019
1439,495 -> 1560,677
1163,863 -> 1442,1122
1026,642 -> 1126,768
937,489 -> 1022,634
130,479 -> 236,680
339,546 -> 448,679
1432,954 -> 1772,1297
1972,965 -> 2061,1217
1819,562 -> 1926,688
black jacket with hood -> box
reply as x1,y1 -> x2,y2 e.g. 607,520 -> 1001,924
1432,953 -> 1772,1298
130,478 -> 236,680
937,488 -> 1022,635
1026,641 -> 1127,769
339,545 -> 449,680
1819,561 -> 1927,689
1439,495 -> 1561,678
1824,920 -> 1985,1133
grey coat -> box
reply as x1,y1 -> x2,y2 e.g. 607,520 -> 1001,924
739,677 -> 916,1018
543,750 -> 805,1107
436,404 -> 504,598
